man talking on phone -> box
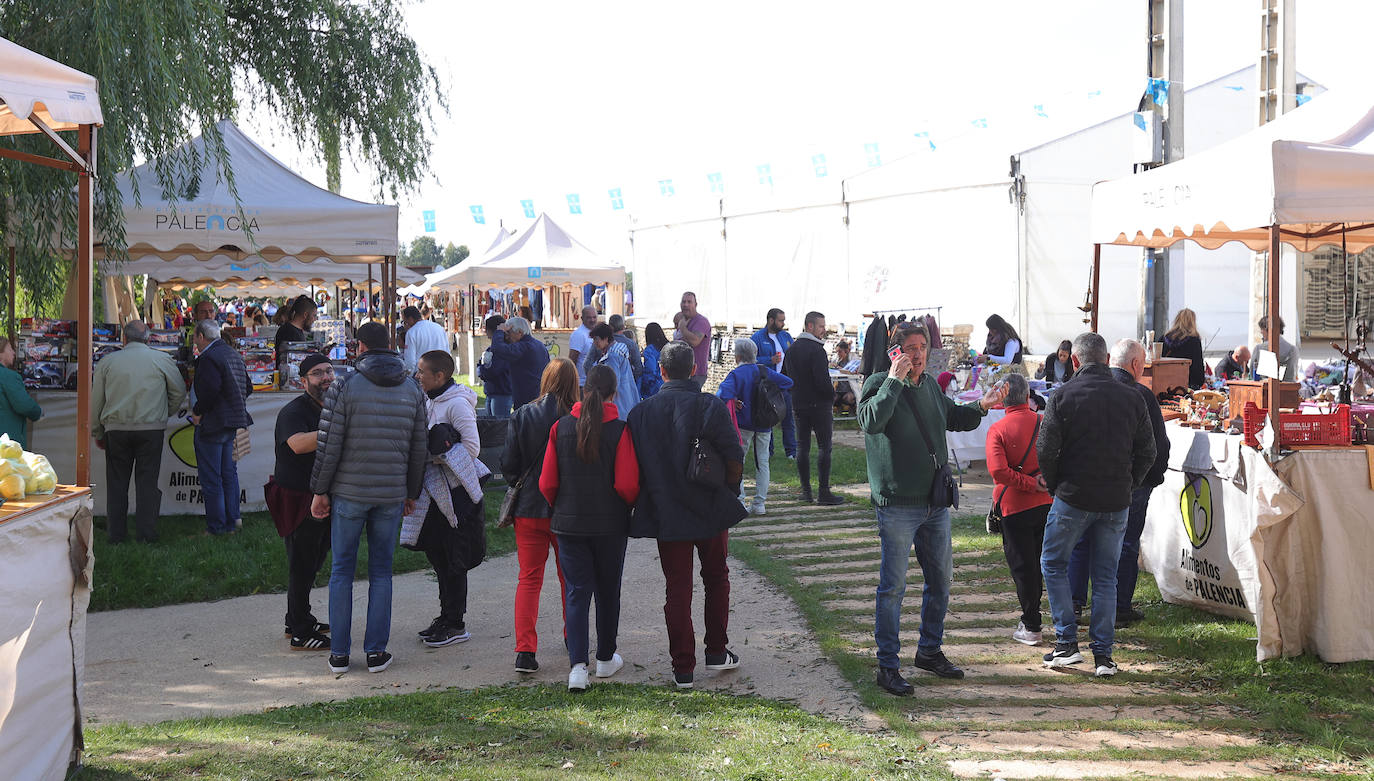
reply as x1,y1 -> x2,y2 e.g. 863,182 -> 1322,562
858,321 -> 1007,694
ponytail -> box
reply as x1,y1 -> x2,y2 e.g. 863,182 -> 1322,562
576,365 -> 618,463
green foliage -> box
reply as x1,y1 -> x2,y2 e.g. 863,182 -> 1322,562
402,234 -> 442,268
440,241 -> 470,269
0,0 -> 444,318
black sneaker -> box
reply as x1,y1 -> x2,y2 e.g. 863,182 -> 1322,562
290,630 -> 329,651
673,671 -> 694,689
1094,654 -> 1119,677
515,652 -> 539,673
366,651 -> 392,673
286,620 -> 329,637
799,487 -> 814,503
875,666 -> 914,696
1115,607 -> 1146,628
417,616 -> 445,640
913,650 -> 964,679
328,654 -> 349,674
1043,642 -> 1084,667
815,493 -> 846,506
423,623 -> 471,648
704,649 -> 741,670
1073,604 -> 1085,626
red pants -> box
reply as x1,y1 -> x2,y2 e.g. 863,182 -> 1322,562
514,517 -> 568,654
657,530 -> 731,673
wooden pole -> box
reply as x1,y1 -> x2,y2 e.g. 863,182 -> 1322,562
1267,223 -> 1283,444
385,256 -> 396,349
76,125 -> 94,487
1090,243 -> 1102,333
7,246 -> 15,347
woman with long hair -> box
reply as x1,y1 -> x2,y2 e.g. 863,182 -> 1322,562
1035,340 -> 1075,385
1162,308 -> 1205,389
499,358 -> 580,675
980,313 -> 1024,366
639,322 -> 669,398
538,364 -> 639,691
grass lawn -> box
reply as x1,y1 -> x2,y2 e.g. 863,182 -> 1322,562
729,500 -> 1374,768
78,684 -> 944,780
90,495 -> 514,613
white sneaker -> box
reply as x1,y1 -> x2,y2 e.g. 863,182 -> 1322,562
1012,622 -> 1042,646
595,652 -> 624,678
749,499 -> 766,516
1094,656 -> 1120,678
568,663 -> 589,691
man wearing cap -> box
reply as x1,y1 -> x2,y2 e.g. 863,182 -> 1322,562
267,353 -> 335,650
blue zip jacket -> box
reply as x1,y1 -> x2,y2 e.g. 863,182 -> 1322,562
751,328 -> 794,368
717,363 -> 793,432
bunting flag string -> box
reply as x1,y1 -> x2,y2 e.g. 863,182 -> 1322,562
864,142 -> 882,167
708,172 -> 725,194
658,179 -> 675,197
566,194 -> 582,214
520,199 -> 536,218
608,188 -> 624,210
812,153 -> 828,177
422,209 -> 436,232
468,206 -> 484,225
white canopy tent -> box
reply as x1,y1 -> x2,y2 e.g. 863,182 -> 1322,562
435,212 -> 626,290
399,226 -> 514,297
0,36 -> 101,781
103,119 -> 402,329
1089,88 -> 1374,433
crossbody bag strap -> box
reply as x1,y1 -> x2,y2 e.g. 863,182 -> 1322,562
995,417 -> 1041,510
898,385 -> 941,468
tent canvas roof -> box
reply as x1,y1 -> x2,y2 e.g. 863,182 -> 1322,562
0,37 -> 103,135
437,213 -> 624,290
108,253 -> 419,289
1091,88 -> 1374,252
400,227 -> 514,296
113,119 -> 397,260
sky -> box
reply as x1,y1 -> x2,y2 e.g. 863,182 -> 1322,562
237,0 -> 1374,265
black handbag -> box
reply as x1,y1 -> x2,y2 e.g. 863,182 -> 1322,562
987,418 -> 1040,534
687,396 -> 726,488
901,388 -> 959,509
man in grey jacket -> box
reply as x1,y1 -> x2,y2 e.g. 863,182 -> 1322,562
92,320 -> 187,543
310,322 -> 428,676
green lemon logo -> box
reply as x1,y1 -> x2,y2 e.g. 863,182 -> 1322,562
169,424 -> 198,468
1180,473 -> 1212,548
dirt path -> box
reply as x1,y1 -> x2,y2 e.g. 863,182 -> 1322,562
84,537 -> 877,729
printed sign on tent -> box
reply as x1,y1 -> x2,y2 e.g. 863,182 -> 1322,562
864,142 -> 881,167
422,209 -> 436,232
521,200 -> 536,218
469,205 -> 485,225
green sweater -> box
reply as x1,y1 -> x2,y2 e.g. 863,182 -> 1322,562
0,364 -> 42,449
857,373 -> 986,507
91,342 -> 188,440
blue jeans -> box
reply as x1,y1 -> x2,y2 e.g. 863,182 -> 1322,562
193,428 -> 239,535
556,533 -> 628,667
486,395 -> 513,419
874,504 -> 952,669
1068,487 -> 1151,612
1040,497 -> 1128,656
328,496 -> 403,656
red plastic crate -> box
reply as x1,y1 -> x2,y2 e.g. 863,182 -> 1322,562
1279,404 -> 1351,447
1242,401 -> 1268,449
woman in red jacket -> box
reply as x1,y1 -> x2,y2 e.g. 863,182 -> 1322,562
986,373 -> 1053,646
539,365 -> 640,692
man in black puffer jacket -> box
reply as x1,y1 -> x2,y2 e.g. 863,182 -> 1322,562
1037,332 -> 1155,680
783,311 -> 842,505
629,341 -> 747,690
310,322 -> 428,677
191,318 -> 253,536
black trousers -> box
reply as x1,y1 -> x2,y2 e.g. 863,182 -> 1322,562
418,502 -> 471,626
104,429 -> 164,542
284,516 -> 332,636
1000,503 -> 1049,632
793,405 -> 834,494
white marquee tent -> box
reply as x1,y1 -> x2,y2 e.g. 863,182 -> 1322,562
400,226 -> 514,297
435,212 -> 625,290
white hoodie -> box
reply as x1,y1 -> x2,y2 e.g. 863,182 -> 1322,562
427,381 -> 480,459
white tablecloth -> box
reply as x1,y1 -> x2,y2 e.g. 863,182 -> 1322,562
946,409 -> 1006,465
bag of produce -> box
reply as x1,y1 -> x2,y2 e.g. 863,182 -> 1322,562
21,452 -> 56,495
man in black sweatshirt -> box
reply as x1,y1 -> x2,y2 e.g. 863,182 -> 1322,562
783,311 -> 844,505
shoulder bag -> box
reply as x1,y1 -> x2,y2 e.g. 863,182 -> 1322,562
900,385 -> 959,510
687,394 -> 727,487
986,417 -> 1040,534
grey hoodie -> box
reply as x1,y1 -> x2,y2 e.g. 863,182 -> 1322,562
310,349 -> 428,503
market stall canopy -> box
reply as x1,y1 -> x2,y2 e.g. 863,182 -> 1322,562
105,253 -> 419,289
1091,88 -> 1374,252
400,226 -> 514,297
435,212 -> 625,290
0,37 -> 103,135
111,119 -> 397,260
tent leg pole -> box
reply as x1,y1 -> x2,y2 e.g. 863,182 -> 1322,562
386,256 -> 396,348
76,124 -> 94,488
1266,223 -> 1282,450
8,246 -> 15,347
1090,244 -> 1101,333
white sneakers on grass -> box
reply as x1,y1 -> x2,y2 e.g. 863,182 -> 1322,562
568,663 -> 589,691
569,653 -> 625,691
595,653 -> 624,678
1012,622 -> 1042,646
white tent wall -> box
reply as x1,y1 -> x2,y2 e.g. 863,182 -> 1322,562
720,205 -> 848,329
847,187 -> 1018,335
631,218 -> 726,324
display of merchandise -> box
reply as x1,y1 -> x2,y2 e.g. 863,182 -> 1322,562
237,335 -> 279,392
281,340 -> 321,391
313,317 -> 346,350
20,318 -> 75,337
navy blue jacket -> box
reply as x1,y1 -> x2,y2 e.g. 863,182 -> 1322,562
751,327 -> 794,368
717,363 -> 794,432
488,334 -> 551,408
1112,366 -> 1171,488
478,346 -> 513,397
193,339 -> 253,436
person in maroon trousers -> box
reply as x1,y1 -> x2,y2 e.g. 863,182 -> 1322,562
627,341 -> 748,689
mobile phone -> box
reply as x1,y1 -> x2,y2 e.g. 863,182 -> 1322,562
887,344 -> 903,363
